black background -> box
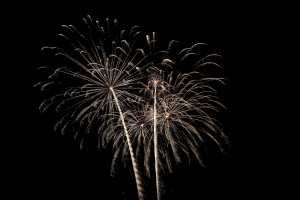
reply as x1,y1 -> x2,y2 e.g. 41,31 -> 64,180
5,1 -> 293,200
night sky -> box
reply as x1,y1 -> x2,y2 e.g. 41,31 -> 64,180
5,1 -> 288,200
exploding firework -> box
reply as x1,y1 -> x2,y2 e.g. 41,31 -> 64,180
34,15 -> 156,200
35,15 -> 229,200
99,41 -> 230,200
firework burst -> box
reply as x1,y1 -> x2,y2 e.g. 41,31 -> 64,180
35,15 -> 229,200
34,15 -> 157,200
100,43 -> 229,199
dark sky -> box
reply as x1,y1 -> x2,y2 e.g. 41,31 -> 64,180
5,1 -> 289,200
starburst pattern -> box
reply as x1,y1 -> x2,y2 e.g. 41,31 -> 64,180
35,16 -> 152,138
98,42 -> 229,199
34,15 -> 156,200
35,15 -> 229,200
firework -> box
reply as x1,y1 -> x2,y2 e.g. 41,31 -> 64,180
34,15 -> 156,200
35,15 -> 229,200
100,42 -> 229,199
